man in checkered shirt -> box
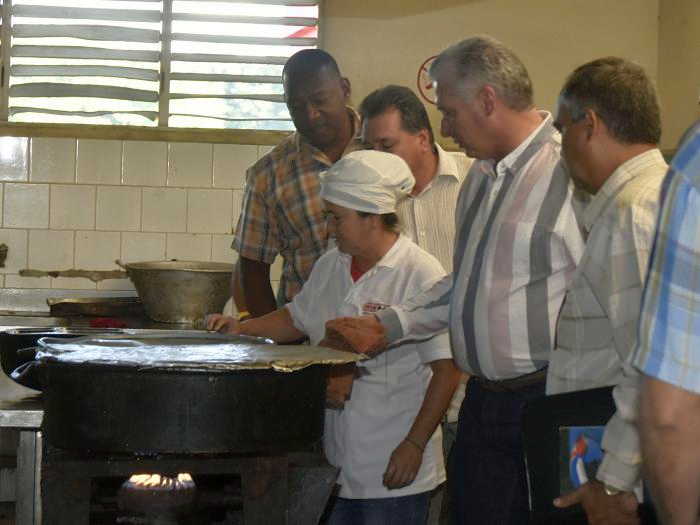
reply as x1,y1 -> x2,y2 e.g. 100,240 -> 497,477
633,120 -> 700,525
233,49 -> 362,316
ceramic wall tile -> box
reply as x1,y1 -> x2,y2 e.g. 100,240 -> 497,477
211,234 -> 236,263
212,144 -> 257,189
50,276 -> 96,290
123,141 -> 167,186
166,233 -> 212,262
4,183 -> 49,228
75,231 -> 120,271
187,189 -> 233,234
121,232 -> 166,263
0,137 -> 29,182
5,274 -> 52,289
96,186 -> 141,231
76,139 -> 122,185
28,230 -> 73,270
142,188 -> 187,232
270,256 -> 283,281
30,137 -> 76,183
0,229 -> 28,273
50,185 -> 95,230
97,278 -> 135,291
231,190 -> 244,232
167,143 -> 212,188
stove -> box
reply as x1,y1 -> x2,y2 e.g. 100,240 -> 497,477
0,319 -> 343,525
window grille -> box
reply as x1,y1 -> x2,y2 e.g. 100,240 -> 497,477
1,0 -> 319,130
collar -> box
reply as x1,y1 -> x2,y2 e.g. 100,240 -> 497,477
294,106 -> 362,164
582,148 -> 665,232
434,143 -> 463,182
338,234 -> 409,274
411,144 -> 462,198
490,110 -> 554,178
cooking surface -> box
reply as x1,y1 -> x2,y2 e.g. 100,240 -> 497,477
37,332 -> 364,372
0,311 -> 202,330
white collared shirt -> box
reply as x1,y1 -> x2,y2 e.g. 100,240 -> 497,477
287,235 -> 450,499
396,144 -> 472,273
548,149 -> 667,490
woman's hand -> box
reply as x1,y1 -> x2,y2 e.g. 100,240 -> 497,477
382,438 -> 424,489
205,313 -> 241,334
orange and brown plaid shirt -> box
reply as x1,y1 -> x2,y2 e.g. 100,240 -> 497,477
233,108 -> 362,303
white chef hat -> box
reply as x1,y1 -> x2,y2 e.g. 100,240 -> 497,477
320,150 -> 415,214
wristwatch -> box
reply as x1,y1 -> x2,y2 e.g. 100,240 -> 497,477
603,483 -> 622,496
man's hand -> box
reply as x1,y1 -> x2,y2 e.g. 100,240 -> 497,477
324,315 -> 388,356
206,313 -> 241,334
383,439 -> 423,489
553,480 -> 639,525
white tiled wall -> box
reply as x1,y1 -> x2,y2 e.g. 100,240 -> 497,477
0,136 -> 277,293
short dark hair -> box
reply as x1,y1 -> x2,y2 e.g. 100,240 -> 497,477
560,57 -> 661,145
356,211 -> 400,233
359,85 -> 435,144
282,49 -> 341,84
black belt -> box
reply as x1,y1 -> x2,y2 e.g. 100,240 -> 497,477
474,368 -> 547,393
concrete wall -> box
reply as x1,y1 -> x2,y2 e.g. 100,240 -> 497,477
322,0 -> 661,148
657,0 -> 700,150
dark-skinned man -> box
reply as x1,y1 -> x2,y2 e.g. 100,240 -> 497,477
232,49 -> 362,316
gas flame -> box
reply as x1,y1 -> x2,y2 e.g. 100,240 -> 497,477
127,473 -> 194,491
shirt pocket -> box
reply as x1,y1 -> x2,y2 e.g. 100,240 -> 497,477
556,285 -> 613,351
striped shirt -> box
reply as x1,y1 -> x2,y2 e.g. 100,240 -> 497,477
634,121 -> 700,393
232,108 -> 362,303
548,149 -> 667,491
377,112 -> 586,380
396,144 -> 472,273
396,144 -> 471,422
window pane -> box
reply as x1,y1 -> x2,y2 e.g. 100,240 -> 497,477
168,1 -> 318,130
9,0 -> 162,125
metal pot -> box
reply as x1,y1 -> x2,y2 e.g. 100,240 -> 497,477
31,332 -> 362,455
1,327 -> 127,390
42,361 -> 327,454
120,260 -> 233,323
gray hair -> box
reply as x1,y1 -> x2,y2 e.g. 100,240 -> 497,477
429,35 -> 533,111
560,57 -> 661,145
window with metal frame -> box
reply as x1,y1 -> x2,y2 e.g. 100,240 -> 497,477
0,0 -> 319,130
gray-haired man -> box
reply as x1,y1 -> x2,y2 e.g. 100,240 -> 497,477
325,36 -> 586,523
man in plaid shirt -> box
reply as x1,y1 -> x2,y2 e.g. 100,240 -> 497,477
547,57 -> 667,525
233,49 -> 362,316
633,120 -> 700,525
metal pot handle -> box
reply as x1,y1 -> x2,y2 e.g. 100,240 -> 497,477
11,359 -> 44,390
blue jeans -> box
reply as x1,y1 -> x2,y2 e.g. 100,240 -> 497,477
327,492 -> 431,525
451,378 -> 545,525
